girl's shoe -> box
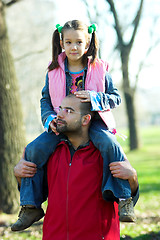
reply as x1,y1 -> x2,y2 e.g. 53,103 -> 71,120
118,197 -> 136,222
11,206 -> 44,231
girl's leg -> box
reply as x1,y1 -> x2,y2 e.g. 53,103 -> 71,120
20,131 -> 63,207
89,120 -> 131,202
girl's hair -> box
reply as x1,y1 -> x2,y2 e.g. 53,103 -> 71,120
48,20 -> 99,71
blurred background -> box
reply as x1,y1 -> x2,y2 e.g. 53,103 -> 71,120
0,0 -> 160,239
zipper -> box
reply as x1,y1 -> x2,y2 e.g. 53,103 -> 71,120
66,159 -> 72,240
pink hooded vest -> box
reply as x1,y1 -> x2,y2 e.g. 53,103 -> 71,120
48,52 -> 116,130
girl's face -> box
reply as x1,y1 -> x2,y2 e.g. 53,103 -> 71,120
61,29 -> 89,65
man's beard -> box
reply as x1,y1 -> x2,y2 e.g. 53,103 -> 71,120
56,119 -> 68,133
56,118 -> 82,134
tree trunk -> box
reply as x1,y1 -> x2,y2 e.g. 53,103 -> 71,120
0,1 -> 26,213
124,92 -> 139,150
121,50 -> 139,150
105,0 -> 144,150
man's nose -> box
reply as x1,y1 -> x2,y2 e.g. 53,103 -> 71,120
57,110 -> 63,118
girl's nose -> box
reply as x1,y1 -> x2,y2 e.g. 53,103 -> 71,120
72,44 -> 77,50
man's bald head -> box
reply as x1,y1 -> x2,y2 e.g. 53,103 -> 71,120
65,94 -> 93,118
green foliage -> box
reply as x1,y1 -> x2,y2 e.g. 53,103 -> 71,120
119,126 -> 160,239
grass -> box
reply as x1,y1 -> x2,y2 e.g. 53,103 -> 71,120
118,126 -> 160,239
0,126 -> 160,240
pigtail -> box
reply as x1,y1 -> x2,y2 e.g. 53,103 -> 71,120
48,29 -> 62,71
86,31 -> 99,64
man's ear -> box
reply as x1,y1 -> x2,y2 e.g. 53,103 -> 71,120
60,40 -> 64,49
82,114 -> 91,126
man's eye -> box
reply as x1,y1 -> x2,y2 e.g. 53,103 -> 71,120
66,109 -> 71,114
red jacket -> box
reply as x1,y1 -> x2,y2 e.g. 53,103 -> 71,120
43,141 -> 120,240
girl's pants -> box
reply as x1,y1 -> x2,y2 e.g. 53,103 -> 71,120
20,120 -> 131,207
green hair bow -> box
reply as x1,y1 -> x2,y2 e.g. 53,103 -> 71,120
88,23 -> 97,34
56,24 -> 63,33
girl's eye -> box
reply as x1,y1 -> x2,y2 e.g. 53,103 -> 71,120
77,41 -> 82,44
66,41 -> 71,44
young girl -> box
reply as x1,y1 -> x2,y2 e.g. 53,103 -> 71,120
11,20 -> 136,231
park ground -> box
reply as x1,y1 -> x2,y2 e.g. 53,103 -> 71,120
0,126 -> 160,240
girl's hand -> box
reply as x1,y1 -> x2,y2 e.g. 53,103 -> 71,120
74,91 -> 91,102
49,118 -> 59,135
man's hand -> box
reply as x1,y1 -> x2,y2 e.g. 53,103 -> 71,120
14,158 -> 37,178
109,159 -> 136,181
109,157 -> 138,195
14,148 -> 37,186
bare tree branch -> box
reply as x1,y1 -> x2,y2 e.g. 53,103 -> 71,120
2,0 -> 21,6
106,0 -> 144,53
105,0 -> 123,46
129,0 -> 144,49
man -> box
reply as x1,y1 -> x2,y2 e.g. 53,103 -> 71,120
13,95 -> 139,239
